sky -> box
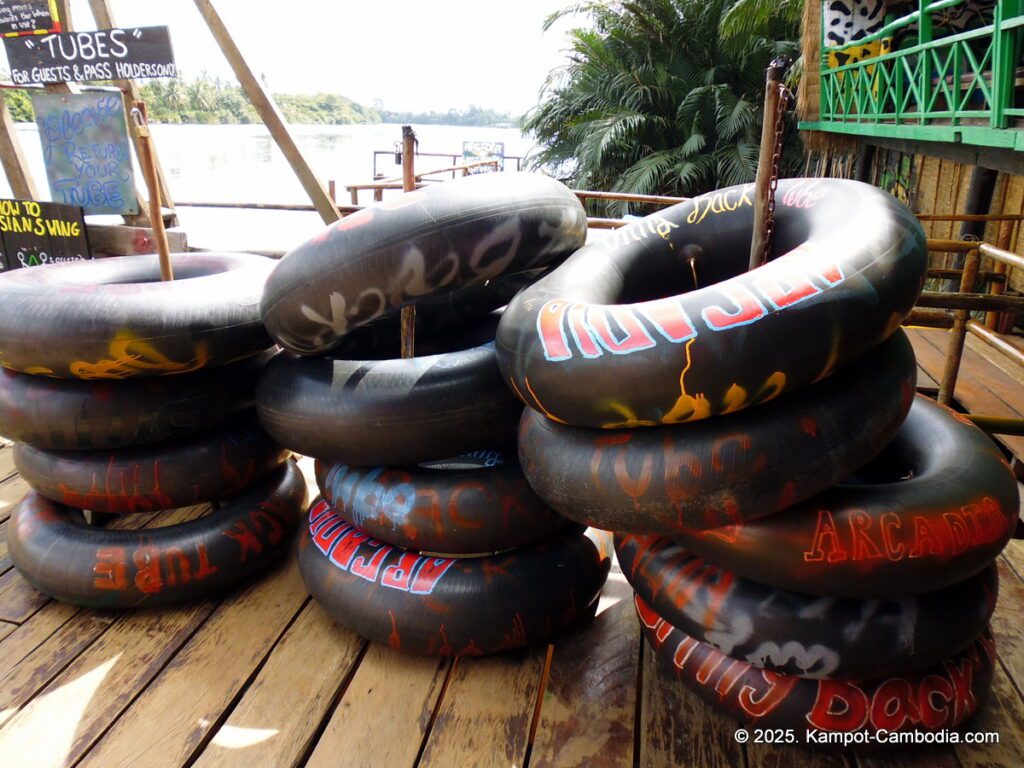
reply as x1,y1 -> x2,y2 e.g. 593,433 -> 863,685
6,0 -> 583,115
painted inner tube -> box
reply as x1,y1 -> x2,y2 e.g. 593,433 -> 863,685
617,533 -> 998,680
257,315 -> 522,466
6,461 -> 307,608
0,351 -> 271,451
14,415 -> 290,514
261,172 -> 587,355
636,596 -> 995,741
496,178 -> 927,428
297,497 -> 611,656
0,252 -> 274,379
315,448 -> 565,554
355,271 -> 543,343
673,396 -> 1020,598
519,329 -> 915,533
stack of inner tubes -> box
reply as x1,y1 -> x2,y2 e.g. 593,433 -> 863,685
0,253 -> 307,608
257,173 -> 612,656
497,178 -> 1020,745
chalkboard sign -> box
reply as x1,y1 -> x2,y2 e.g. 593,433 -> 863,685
4,25 -> 175,84
0,0 -> 60,37
463,141 -> 505,174
0,198 -> 90,271
31,91 -> 139,216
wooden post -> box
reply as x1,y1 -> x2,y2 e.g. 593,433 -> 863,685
938,248 -> 980,405
985,218 -> 1015,329
88,0 -> 176,216
193,0 -> 340,224
749,58 -> 787,271
400,125 -> 417,359
131,106 -> 174,281
0,98 -> 38,198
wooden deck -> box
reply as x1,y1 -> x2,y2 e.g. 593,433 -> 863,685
0,328 -> 1021,767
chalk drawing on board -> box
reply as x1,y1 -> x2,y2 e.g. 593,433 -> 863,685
30,91 -> 139,215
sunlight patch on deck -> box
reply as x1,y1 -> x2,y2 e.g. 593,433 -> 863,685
209,724 -> 280,749
0,654 -> 120,767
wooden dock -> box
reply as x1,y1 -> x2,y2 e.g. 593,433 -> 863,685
0,327 -> 1021,768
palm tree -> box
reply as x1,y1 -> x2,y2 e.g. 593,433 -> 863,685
523,0 -> 800,215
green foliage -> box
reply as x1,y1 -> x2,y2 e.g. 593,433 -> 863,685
379,105 -> 515,127
2,86 -> 33,122
1,72 -> 512,127
136,74 -> 380,125
523,0 -> 802,214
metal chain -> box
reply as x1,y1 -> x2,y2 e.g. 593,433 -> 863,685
761,83 -> 793,265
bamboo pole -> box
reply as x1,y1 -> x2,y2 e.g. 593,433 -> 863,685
400,125 -> 417,359
749,58 -> 787,271
131,107 -> 173,281
967,320 -> 1024,368
193,0 -> 339,224
963,413 -> 1024,437
985,219 -> 1014,329
917,292 -> 1024,312
938,248 -> 980,405
904,308 -> 954,328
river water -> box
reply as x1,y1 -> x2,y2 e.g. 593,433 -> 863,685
2,122 -> 536,254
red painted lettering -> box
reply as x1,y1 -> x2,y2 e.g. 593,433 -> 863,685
329,527 -> 369,569
918,674 -> 954,729
806,680 -> 870,731
870,679 -> 920,731
381,552 -> 421,591
701,284 -> 767,331
93,546 -> 128,591
163,547 -> 192,586
223,520 -> 265,562
880,512 -> 905,561
250,507 -> 286,545
672,635 -> 699,667
909,516 -> 944,558
945,658 -> 976,724
409,557 -> 457,594
639,298 -> 696,343
566,304 -> 601,358
849,510 -> 883,560
587,305 -> 655,355
132,546 -> 164,594
753,265 -> 821,309
350,542 -> 391,582
193,542 -> 219,580
738,672 -> 798,718
943,512 -> 971,555
803,510 -> 849,563
537,301 -> 572,361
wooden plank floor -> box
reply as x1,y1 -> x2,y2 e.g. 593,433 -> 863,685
907,326 -> 1024,464
0,331 -> 1023,766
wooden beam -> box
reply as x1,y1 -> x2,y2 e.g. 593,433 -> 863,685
87,0 -> 176,213
87,224 -> 187,256
0,98 -> 37,199
193,0 -> 340,224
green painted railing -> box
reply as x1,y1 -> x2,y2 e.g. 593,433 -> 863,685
802,0 -> 1024,149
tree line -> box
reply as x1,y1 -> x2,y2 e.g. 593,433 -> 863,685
1,72 -> 514,127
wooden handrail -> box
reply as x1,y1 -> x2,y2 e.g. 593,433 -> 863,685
574,190 -> 689,205
917,213 -> 1024,222
979,243 -> 1024,271
968,319 -> 1024,368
